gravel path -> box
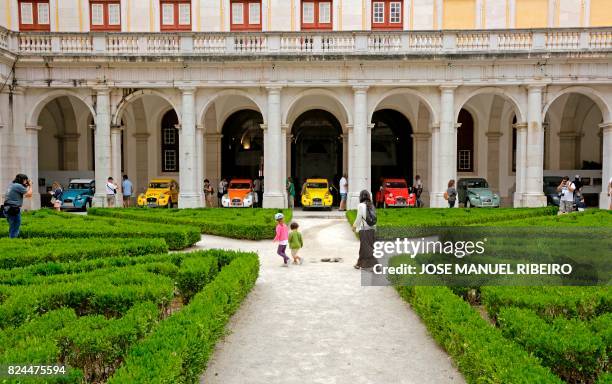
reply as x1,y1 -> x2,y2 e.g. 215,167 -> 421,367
197,213 -> 465,384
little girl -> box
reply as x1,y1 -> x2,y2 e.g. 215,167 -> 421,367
273,213 -> 290,267
288,222 -> 303,265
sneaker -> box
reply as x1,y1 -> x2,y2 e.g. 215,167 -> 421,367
281,263 -> 289,268
299,257 -> 304,265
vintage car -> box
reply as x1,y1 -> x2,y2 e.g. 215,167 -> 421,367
137,179 -> 179,208
301,178 -> 333,209
221,179 -> 255,207
375,178 -> 416,208
457,178 -> 501,208
61,179 -> 95,211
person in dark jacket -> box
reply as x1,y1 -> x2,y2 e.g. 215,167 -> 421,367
3,174 -> 33,238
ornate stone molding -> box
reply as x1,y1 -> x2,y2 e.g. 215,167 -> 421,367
411,132 -> 432,139
25,125 -> 42,133
512,122 -> 528,130
260,123 -> 268,132
132,132 -> 151,140
599,122 -> 612,133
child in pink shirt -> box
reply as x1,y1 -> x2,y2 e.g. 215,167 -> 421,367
273,213 -> 289,267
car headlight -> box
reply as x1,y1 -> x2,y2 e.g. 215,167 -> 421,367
389,193 -> 394,198
75,195 -> 81,200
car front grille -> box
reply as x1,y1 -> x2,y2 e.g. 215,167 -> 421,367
63,199 -> 72,203
147,197 -> 157,203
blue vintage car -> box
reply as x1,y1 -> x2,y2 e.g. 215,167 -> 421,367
457,178 -> 501,208
61,179 -> 95,211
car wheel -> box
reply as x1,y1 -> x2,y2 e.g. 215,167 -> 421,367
466,199 -> 472,208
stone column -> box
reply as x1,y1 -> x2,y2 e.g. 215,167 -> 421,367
348,85 -> 370,209
433,86 -> 457,208
205,132 -> 222,199
110,126 -> 123,206
341,133 -> 349,174
558,131 -> 580,169
281,124 -> 289,208
133,132 -> 150,196
486,131 -> 503,194
59,133 -> 80,170
93,87 -> 112,207
600,122 -> 612,209
178,87 -> 202,208
25,125 -> 41,210
263,86 -> 285,208
196,124 -> 205,206
412,131 -> 431,203
522,85 -> 547,207
430,124 -> 440,207
513,122 -> 527,207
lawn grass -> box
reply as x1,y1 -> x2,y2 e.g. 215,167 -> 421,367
88,207 -> 293,240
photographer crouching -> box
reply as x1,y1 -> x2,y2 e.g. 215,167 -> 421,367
556,176 -> 576,215
2,174 -> 33,238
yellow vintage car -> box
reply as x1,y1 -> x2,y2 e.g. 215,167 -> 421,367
301,178 -> 333,209
137,179 -> 179,208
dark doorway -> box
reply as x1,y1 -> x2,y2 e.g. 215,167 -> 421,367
291,109 -> 343,206
457,109 -> 474,173
371,109 -> 413,191
221,110 -> 264,179
161,110 -> 180,173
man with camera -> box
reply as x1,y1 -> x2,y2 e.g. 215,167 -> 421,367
2,174 -> 33,238
557,176 -> 576,215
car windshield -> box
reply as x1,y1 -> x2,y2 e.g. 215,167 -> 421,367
544,177 -> 563,187
385,182 -> 406,188
230,183 -> 251,189
307,182 -> 328,189
149,183 -> 169,189
68,183 -> 90,190
465,180 -> 488,188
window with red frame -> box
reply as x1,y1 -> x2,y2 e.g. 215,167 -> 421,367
230,0 -> 261,31
371,0 -> 403,30
18,0 -> 50,31
90,0 -> 121,31
301,1 -> 332,30
160,0 -> 191,31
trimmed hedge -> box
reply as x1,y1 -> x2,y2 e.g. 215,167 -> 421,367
0,210 -> 200,250
481,286 -> 611,320
88,207 -> 292,240
396,286 -> 563,384
0,238 -> 168,269
497,307 -> 607,383
494,209 -> 612,227
108,251 -> 259,383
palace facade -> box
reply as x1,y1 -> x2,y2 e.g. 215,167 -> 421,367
0,0 -> 611,209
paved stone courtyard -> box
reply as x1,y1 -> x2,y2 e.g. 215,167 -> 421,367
195,213 -> 465,384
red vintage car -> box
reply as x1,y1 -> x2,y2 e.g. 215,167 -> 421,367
376,178 -> 416,208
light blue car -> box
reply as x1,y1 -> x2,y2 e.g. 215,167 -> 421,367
61,179 -> 95,211
457,178 -> 501,208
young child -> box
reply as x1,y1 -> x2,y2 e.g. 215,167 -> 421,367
288,222 -> 303,265
273,213 -> 290,267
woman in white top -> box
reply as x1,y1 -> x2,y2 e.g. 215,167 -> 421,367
352,190 -> 378,270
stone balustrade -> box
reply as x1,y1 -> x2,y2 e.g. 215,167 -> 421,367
1,27 -> 611,56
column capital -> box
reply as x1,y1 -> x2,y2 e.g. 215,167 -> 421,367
367,123 -> 375,131
133,132 -> 150,140
557,131 -> 580,139
93,86 -> 110,95
25,125 -> 42,132
196,124 -> 204,131
599,122 -> 612,132
527,84 -> 547,91
281,124 -> 290,132
431,123 -> 440,132
513,122 -> 528,130
10,86 -> 25,95
174,124 -> 182,131
110,125 -> 124,134
411,132 -> 431,139
205,133 -> 223,140
265,85 -> 283,93
260,123 -> 268,131
485,131 -> 503,139
454,123 -> 462,129
178,86 -> 197,93
352,85 -> 369,93
345,123 -> 354,132
55,132 -> 81,140
439,85 -> 458,92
